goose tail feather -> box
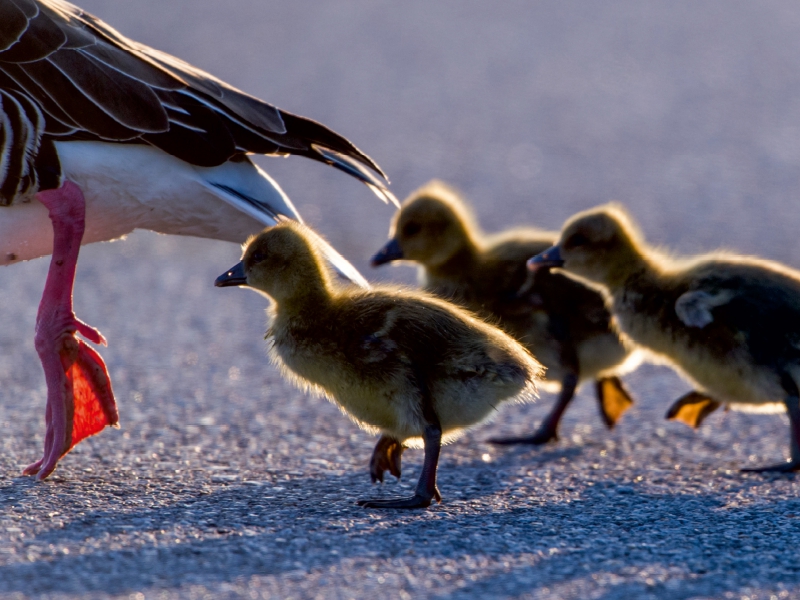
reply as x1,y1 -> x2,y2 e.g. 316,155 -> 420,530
312,145 -> 399,208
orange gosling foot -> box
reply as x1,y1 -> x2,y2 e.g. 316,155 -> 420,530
22,182 -> 118,480
369,435 -> 404,483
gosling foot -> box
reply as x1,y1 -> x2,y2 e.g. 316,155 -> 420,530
486,428 -> 557,446
741,460 -> 800,473
488,372 -> 577,446
360,422 -> 442,509
369,435 -> 404,483
665,391 -> 721,429
357,487 -> 442,510
596,376 -> 634,429
742,388 -> 800,474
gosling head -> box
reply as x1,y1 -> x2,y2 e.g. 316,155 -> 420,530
215,222 -> 331,304
371,181 -> 479,269
529,204 -> 644,286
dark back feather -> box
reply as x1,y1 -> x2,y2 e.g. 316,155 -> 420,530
0,0 -> 389,203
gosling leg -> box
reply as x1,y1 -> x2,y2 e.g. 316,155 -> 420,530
487,372 -> 578,445
743,375 -> 800,473
358,422 -> 442,509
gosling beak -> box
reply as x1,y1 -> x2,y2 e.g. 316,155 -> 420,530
370,238 -> 404,267
528,245 -> 564,271
215,262 -> 248,287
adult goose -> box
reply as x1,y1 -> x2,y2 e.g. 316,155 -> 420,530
532,204 -> 800,472
0,0 -> 395,480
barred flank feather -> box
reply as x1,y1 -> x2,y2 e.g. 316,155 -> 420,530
0,88 -> 50,205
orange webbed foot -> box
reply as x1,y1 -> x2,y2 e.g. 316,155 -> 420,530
23,182 -> 118,480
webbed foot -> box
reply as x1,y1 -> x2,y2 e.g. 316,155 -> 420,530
23,329 -> 117,479
596,376 -> 634,429
742,460 -> 800,473
357,487 -> 441,510
369,435 -> 404,483
23,182 -> 118,480
486,428 -> 558,446
666,391 -> 721,429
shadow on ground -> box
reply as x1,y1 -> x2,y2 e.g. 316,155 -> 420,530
2,467 -> 799,598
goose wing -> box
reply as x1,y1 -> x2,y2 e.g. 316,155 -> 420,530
0,0 -> 395,204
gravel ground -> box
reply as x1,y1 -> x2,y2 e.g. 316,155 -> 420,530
3,1 -> 800,598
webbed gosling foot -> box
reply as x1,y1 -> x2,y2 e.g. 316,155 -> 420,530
369,435 -> 404,483
741,460 -> 800,473
596,376 -> 634,429
486,429 -> 558,446
361,424 -> 442,509
487,372 -> 577,446
743,391 -> 800,473
357,487 -> 442,510
665,391 -> 721,429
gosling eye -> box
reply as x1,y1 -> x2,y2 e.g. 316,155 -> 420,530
251,251 -> 267,263
402,222 -> 422,237
564,232 -> 590,249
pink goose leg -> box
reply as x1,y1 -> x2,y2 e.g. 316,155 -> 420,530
22,181 -> 118,480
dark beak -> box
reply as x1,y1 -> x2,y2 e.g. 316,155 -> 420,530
527,245 -> 564,271
215,262 -> 248,287
370,238 -> 404,267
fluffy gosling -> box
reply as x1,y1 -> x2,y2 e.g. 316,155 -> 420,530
371,181 -> 636,457
532,203 -> 800,471
216,221 -> 542,508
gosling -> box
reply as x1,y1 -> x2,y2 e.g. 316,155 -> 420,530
216,221 -> 542,508
371,181 -> 637,456
532,203 -> 800,472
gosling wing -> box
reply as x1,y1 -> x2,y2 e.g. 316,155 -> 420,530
676,266 -> 800,368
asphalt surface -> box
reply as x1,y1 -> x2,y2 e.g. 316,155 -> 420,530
3,1 -> 800,598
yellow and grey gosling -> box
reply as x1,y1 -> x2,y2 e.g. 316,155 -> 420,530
371,181 -> 637,463
216,221 -> 543,508
531,203 -> 800,472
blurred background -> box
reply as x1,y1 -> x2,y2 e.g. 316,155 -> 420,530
78,0 -> 800,266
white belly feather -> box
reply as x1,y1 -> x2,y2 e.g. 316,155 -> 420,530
0,142 -> 286,266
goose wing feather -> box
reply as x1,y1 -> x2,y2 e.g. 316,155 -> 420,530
0,0 -> 36,53
0,0 -> 391,200
0,87 -> 51,204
